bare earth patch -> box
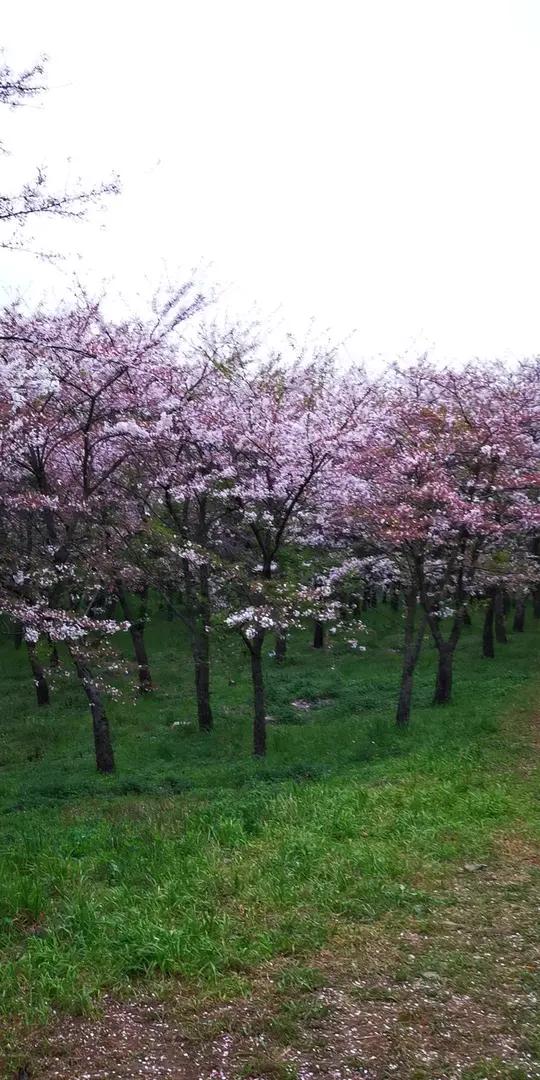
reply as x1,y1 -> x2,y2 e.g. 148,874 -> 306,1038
16,838 -> 540,1080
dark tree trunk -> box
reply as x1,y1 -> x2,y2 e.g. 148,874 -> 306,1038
26,642 -> 50,706
131,625 -> 153,693
250,634 -> 266,757
70,652 -> 115,773
494,588 -> 508,644
180,549 -> 215,734
482,593 -> 495,658
396,589 -> 426,728
49,642 -> 60,668
13,623 -> 23,649
362,585 -> 377,610
433,644 -> 453,704
116,584 -> 153,694
396,668 -> 413,728
192,623 -> 213,732
389,585 -> 400,611
274,633 -> 287,662
313,619 -> 325,649
513,594 -> 526,633
503,590 -> 511,616
462,606 -> 472,627
423,600 -> 461,707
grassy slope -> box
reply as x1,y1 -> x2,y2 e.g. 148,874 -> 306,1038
0,605 -> 539,1053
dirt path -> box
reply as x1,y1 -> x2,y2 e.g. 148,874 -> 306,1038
16,832 -> 540,1080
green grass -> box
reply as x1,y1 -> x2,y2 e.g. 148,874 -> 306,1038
0,603 -> 539,1049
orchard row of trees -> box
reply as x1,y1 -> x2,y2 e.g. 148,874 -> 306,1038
0,52 -> 538,772
0,297 -> 539,771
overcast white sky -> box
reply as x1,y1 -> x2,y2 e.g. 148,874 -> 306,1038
2,0 -> 540,363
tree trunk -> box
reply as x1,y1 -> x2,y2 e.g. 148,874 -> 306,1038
274,633 -> 287,662
250,634 -> 266,757
70,652 -> 115,773
116,584 -> 153,694
513,594 -> 526,633
131,625 -> 153,693
433,643 -> 453,704
362,585 -> 377,610
26,642 -> 50,706
396,668 -> 414,728
389,585 -> 400,611
313,619 -> 325,649
49,642 -> 60,668
482,593 -> 495,658
494,588 -> 507,644
192,623 -> 213,732
13,623 -> 23,649
396,589 -> 426,728
180,552 -> 214,733
462,606 -> 472,627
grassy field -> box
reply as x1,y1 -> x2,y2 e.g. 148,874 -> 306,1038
1,605 -> 540,1076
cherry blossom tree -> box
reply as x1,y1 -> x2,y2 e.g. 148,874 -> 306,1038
217,354 -> 370,755
1,286 -> 538,771
0,288 -> 204,770
423,361 -> 540,693
225,577 -> 348,755
111,345 -> 238,731
475,544 -> 540,657
114,333 -> 370,751
137,439 -> 231,731
341,359 -> 540,723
